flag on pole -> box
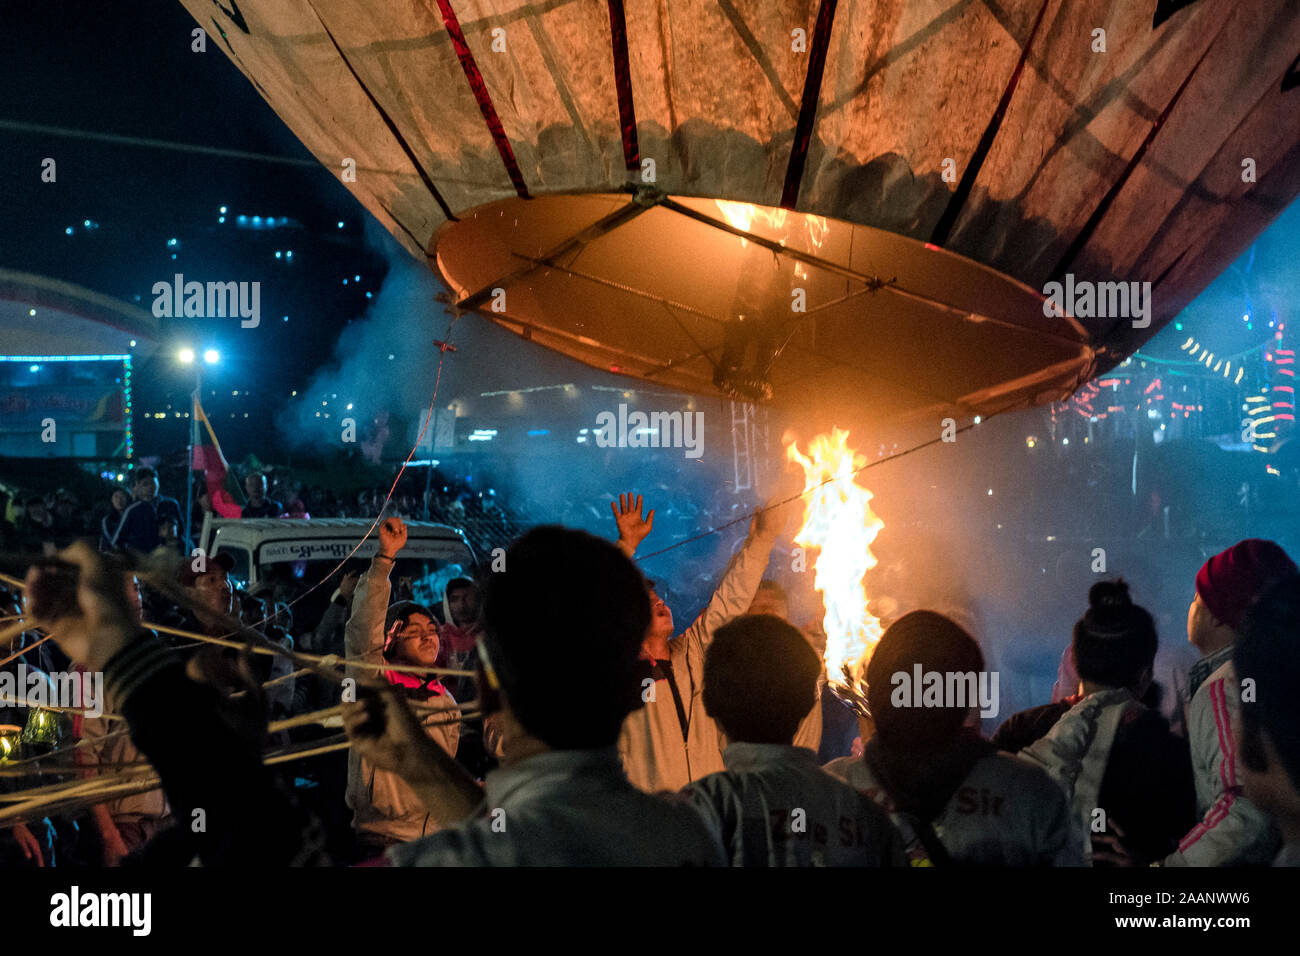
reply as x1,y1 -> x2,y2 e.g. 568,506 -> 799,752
192,396 -> 245,518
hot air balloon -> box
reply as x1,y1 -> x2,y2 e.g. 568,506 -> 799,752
181,0 -> 1300,433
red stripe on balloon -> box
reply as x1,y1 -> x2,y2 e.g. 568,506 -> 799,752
433,0 -> 531,199
781,0 -> 838,209
607,0 -> 640,170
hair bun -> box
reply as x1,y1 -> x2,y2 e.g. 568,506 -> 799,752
1088,579 -> 1132,613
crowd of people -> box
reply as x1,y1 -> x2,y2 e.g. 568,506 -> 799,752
0,460 -> 740,623
0,463 -> 532,557
2,462 -> 1300,868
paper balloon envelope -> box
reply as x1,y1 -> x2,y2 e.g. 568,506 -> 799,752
181,0 -> 1300,425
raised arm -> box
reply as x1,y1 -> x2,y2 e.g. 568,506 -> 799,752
345,518 -> 405,666
680,500 -> 791,652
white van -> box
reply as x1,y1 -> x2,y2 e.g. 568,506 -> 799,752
198,515 -> 477,615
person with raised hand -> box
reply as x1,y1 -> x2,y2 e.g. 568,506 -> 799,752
610,491 -> 804,792
344,525 -> 725,866
344,516 -> 460,855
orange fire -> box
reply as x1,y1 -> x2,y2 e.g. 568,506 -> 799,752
712,199 -> 830,250
786,429 -> 884,693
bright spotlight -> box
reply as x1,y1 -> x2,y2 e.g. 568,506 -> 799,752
203,349 -> 220,364
178,348 -> 196,364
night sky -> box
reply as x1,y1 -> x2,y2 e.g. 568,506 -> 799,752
1,0 -> 384,457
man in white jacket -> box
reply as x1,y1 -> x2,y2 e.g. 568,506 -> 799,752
610,493 -> 804,792
344,517 -> 460,853
1162,539 -> 1296,866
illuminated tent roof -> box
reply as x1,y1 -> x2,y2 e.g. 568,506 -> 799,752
182,0 -> 1300,425
0,270 -> 159,357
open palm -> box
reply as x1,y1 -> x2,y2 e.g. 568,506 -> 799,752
611,493 -> 655,550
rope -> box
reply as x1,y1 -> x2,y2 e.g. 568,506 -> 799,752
143,621 -> 474,677
0,696 -> 120,719
230,667 -> 312,697
0,700 -> 478,785
0,638 -> 478,770
0,629 -> 52,668
0,726 -> 132,770
635,417 -> 984,561
0,777 -> 165,826
161,623 -> 473,677
0,757 -> 152,777
216,314 -> 460,640
0,708 -> 481,824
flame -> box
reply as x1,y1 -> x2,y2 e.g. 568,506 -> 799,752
786,429 -> 884,693
712,200 -> 830,251
714,199 -> 759,234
